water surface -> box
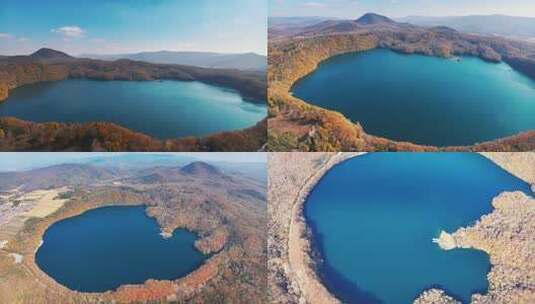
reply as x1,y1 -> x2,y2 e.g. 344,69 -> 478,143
36,206 -> 207,292
0,79 -> 266,139
293,49 -> 535,146
305,153 -> 531,303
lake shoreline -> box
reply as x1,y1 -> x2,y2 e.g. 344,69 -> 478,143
2,187 -> 225,302
268,29 -> 535,151
291,49 -> 535,147
273,152 -> 535,304
35,205 -> 208,293
0,116 -> 267,152
0,78 -> 266,140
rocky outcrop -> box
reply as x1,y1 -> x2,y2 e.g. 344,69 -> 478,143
414,289 -> 461,304
433,231 -> 457,250
481,153 -> 535,185
450,191 -> 535,304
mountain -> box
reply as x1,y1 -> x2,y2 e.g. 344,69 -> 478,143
288,13 -> 405,37
180,161 -> 223,177
87,154 -> 197,169
355,13 -> 395,25
81,51 -> 267,71
397,15 -> 535,41
0,48 -> 267,103
0,164 -> 123,191
269,16 -> 337,28
129,166 -> 184,184
30,48 -> 73,61
269,17 -> 340,39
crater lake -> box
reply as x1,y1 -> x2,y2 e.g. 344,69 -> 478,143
304,153 -> 532,303
292,49 -> 535,146
0,79 -> 266,139
35,206 -> 208,292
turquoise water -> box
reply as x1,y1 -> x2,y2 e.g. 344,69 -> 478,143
35,206 -> 208,292
292,49 -> 535,146
304,153 -> 532,303
0,79 -> 266,139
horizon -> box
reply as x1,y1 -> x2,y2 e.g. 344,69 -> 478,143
0,0 -> 267,56
0,152 -> 267,172
270,12 -> 535,19
9,47 -> 267,58
270,0 -> 535,19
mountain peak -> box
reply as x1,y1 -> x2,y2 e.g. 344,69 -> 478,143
180,162 -> 223,177
355,13 -> 394,25
30,48 -> 72,60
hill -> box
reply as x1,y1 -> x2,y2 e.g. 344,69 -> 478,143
355,13 -> 395,25
0,164 -> 124,191
81,51 -> 267,71
397,15 -> 535,41
180,161 -> 223,177
30,48 -> 73,61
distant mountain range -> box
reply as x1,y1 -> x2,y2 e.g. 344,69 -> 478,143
269,13 -> 411,38
80,51 -> 267,71
269,16 -> 337,28
270,13 -> 409,38
397,15 -> 535,41
270,14 -> 535,43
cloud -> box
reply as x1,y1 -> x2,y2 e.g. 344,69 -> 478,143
0,33 -> 13,39
303,1 -> 327,8
18,37 -> 29,42
51,26 -> 85,38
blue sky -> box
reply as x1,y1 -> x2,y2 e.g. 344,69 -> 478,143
0,153 -> 266,171
0,0 -> 267,56
270,0 -> 535,18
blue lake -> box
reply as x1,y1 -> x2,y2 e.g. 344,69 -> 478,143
304,153 -> 532,303
292,49 -> 535,146
0,79 -> 266,139
35,206 -> 208,292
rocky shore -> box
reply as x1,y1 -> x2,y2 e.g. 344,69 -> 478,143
269,152 -> 535,304
268,152 -> 361,303
453,191 -> 535,303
